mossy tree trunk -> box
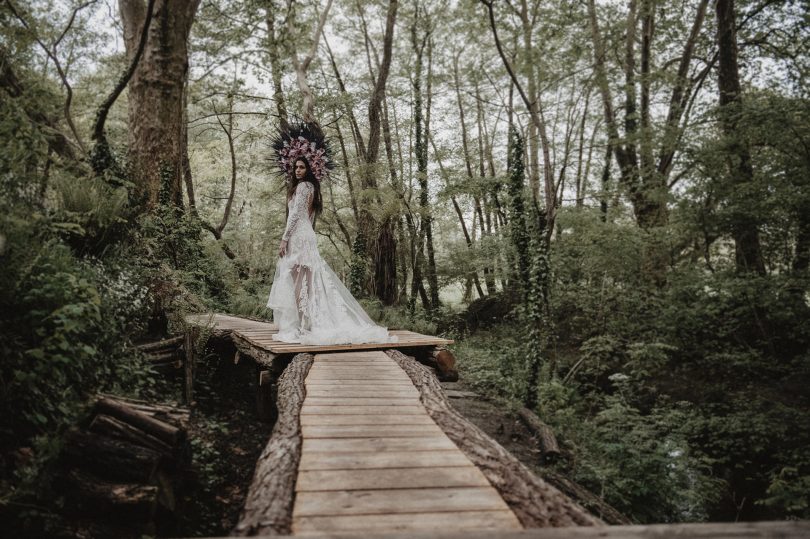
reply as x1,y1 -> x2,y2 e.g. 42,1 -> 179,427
119,0 -> 201,208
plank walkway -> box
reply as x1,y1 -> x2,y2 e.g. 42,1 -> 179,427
292,350 -> 521,536
185,313 -> 453,355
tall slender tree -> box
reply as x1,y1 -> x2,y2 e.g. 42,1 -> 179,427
715,0 -> 766,274
350,0 -> 399,304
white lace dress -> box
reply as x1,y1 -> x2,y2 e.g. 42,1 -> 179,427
266,181 -> 397,345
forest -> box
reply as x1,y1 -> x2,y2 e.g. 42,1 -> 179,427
1,0 -> 808,536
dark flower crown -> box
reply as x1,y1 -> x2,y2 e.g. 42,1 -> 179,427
271,120 -> 335,182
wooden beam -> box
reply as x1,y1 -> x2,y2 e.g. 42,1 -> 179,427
386,349 -> 601,528
183,327 -> 198,406
233,353 -> 313,536
231,332 -> 278,368
210,520 -> 810,538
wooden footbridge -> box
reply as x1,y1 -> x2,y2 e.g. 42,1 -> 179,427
187,314 -> 809,539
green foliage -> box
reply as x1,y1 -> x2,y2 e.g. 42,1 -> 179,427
548,388 -> 725,523
50,175 -> 130,254
0,210 -> 155,459
507,125 -> 530,289
0,74 -> 57,206
128,204 -> 231,326
349,231 -> 367,297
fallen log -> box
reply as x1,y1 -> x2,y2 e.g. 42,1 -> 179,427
233,353 -> 313,536
431,346 -> 459,381
410,346 -> 459,382
516,407 -> 561,460
59,468 -> 159,520
146,351 -> 179,363
386,349 -> 601,528
136,335 -> 184,353
95,397 -> 185,447
89,414 -> 174,459
542,470 -> 632,525
97,394 -> 191,427
61,428 -> 163,484
57,396 -> 192,537
149,360 -> 183,373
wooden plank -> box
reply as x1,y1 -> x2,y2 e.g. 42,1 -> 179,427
302,397 -> 420,406
305,381 -> 413,387
315,352 -> 390,359
311,360 -> 395,365
293,486 -> 510,516
305,389 -> 418,398
305,381 -> 415,388
306,370 -> 410,376
312,358 -> 393,362
305,388 -> 419,396
302,436 -> 457,453
302,423 -> 443,438
296,466 -> 492,491
300,414 -> 435,426
308,366 -> 405,373
300,405 -> 427,415
265,339 -> 454,354
297,521 -> 810,539
307,364 -> 405,370
307,369 -> 405,375
305,379 -> 415,386
298,449 -> 473,470
305,375 -> 413,382
293,510 -> 521,535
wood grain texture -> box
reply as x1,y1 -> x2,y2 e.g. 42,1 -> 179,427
294,486 -> 513,516
304,388 -> 419,398
289,350 -> 522,535
300,414 -> 436,426
232,353 -> 312,536
302,397 -> 420,406
298,449 -> 473,470
386,349 -> 602,528
304,378 -> 414,385
213,520 -> 810,538
302,436 -> 457,453
293,510 -> 522,535
296,466 -> 491,491
301,424 -> 442,439
184,313 -> 453,357
300,405 -> 427,415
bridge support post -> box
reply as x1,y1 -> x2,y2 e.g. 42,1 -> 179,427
256,369 -> 277,424
183,327 -> 199,406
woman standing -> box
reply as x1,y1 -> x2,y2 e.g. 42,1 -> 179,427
266,124 -> 395,345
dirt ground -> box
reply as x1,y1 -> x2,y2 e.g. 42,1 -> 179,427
440,380 -> 549,475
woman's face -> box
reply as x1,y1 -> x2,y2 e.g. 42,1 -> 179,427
294,160 -> 307,180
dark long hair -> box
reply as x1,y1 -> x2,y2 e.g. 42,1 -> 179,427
287,156 -> 323,217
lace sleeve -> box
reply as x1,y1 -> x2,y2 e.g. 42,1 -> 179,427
282,182 -> 314,241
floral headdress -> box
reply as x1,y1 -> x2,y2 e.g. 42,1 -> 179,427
271,120 -> 335,182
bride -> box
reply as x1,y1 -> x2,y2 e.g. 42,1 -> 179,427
266,137 -> 395,345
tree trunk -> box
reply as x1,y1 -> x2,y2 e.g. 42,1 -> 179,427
234,354 -> 313,536
412,14 -> 439,310
353,0 -> 399,304
716,0 -> 766,275
119,0 -> 200,208
263,0 -> 289,131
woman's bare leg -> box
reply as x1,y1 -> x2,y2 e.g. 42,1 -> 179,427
291,265 -> 314,331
